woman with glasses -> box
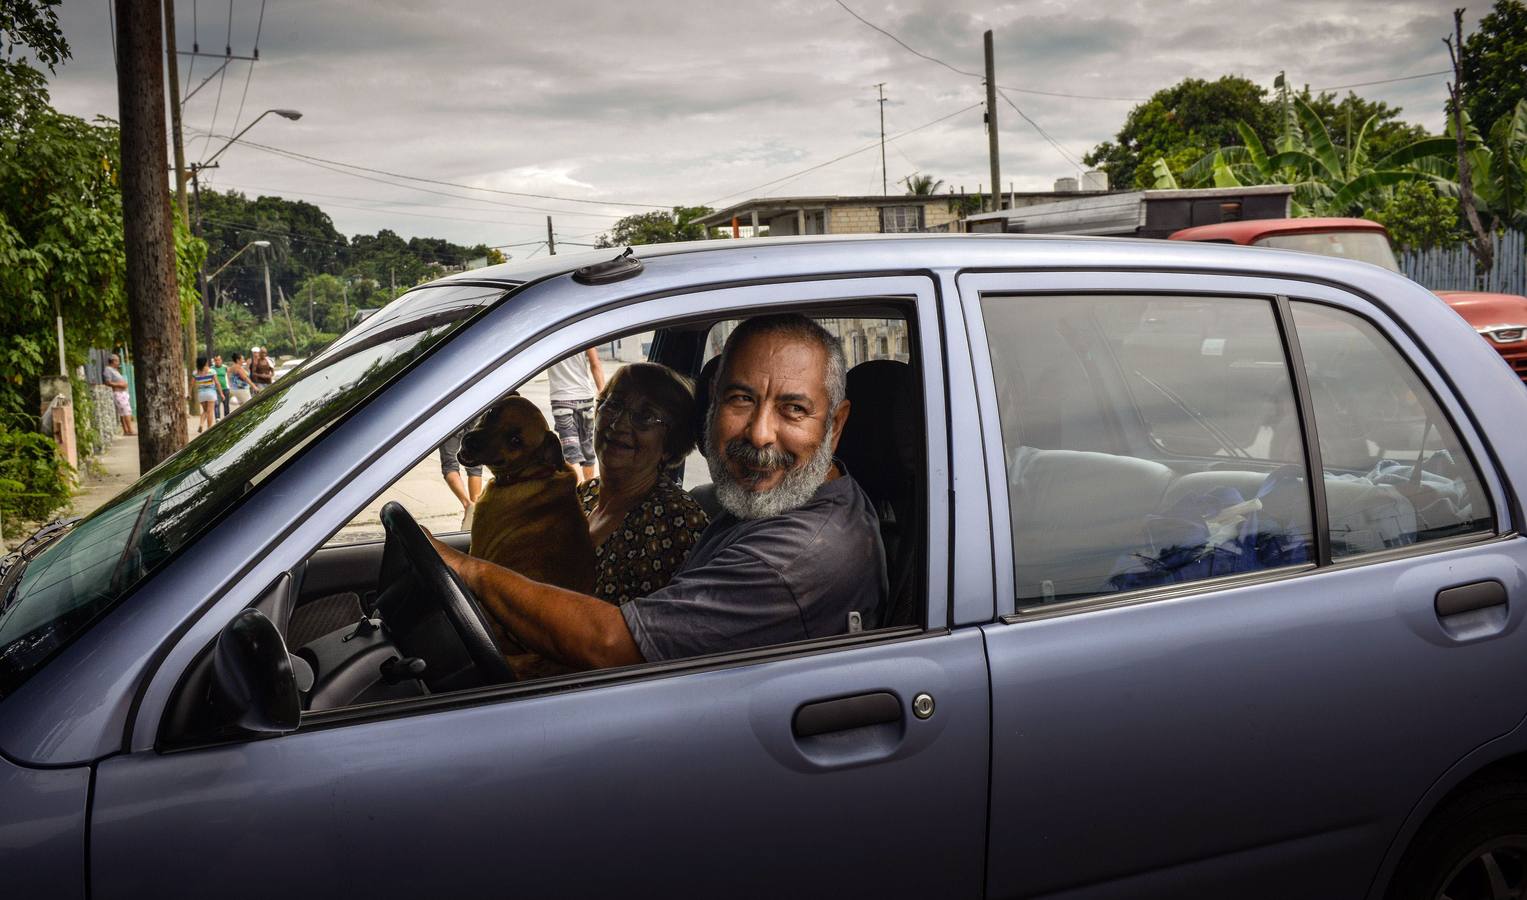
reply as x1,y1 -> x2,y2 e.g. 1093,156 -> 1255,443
578,363 -> 710,606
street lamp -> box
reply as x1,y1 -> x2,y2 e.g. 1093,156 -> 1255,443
199,109 -> 303,169
206,240 -> 272,334
190,109 -> 302,346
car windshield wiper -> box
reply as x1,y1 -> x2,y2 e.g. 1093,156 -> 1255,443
0,516 -> 79,616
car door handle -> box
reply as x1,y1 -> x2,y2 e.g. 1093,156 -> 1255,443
792,691 -> 902,738
1435,580 -> 1507,618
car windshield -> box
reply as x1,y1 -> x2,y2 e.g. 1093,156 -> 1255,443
0,283 -> 509,701
1253,231 -> 1401,272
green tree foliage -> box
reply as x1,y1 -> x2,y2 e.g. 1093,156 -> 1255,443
595,206 -> 716,248
0,61 -> 126,418
1089,76 -> 1432,192
0,0 -> 68,72
1372,181 -> 1464,250
197,191 -> 495,321
1462,0 -> 1527,143
0,419 -> 69,535
1084,76 -> 1275,190
1161,98 -> 1457,217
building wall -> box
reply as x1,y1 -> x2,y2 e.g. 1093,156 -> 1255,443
923,202 -> 960,232
827,205 -> 882,234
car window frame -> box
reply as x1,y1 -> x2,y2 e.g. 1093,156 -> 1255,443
138,273 -> 951,749
957,269 -> 1510,621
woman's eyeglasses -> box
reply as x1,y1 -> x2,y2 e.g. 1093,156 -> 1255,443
597,397 -> 668,430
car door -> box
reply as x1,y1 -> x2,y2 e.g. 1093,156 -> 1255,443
89,272 -> 991,898
960,270 -> 1527,899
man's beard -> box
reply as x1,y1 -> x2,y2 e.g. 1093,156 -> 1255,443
706,406 -> 835,520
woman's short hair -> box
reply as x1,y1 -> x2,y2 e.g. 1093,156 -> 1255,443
599,362 -> 696,467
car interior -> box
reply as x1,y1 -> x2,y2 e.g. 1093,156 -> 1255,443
985,294 -> 1491,608
162,303 -> 927,746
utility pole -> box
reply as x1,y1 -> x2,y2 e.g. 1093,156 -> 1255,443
546,216 -> 557,255
876,83 -> 888,196
984,30 -> 1002,212
164,1 -> 188,225
263,248 -> 273,319
1446,8 -> 1495,277
116,0 -> 187,467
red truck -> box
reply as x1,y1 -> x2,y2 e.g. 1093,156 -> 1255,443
1170,217 -> 1527,383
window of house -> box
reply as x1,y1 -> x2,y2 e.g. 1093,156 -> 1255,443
981,294 -> 1314,606
1290,302 -> 1492,557
880,206 -> 923,233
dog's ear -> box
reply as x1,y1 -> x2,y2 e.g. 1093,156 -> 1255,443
539,431 -> 564,469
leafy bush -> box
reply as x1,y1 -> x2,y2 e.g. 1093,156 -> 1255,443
0,419 -> 71,536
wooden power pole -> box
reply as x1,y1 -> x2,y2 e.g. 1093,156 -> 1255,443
546,216 -> 557,255
984,30 -> 1002,213
116,0 -> 187,468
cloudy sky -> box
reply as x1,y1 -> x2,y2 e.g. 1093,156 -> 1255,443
45,0 -> 1483,256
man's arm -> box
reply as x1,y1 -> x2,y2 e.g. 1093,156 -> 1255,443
585,347 -> 606,393
428,534 -> 643,669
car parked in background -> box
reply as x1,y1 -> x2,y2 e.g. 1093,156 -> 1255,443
3,235 -> 1527,899
1170,216 -> 1527,382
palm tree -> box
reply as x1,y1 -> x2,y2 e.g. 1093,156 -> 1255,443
903,173 -> 944,196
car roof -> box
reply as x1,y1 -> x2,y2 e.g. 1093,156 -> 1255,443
1169,217 -> 1390,245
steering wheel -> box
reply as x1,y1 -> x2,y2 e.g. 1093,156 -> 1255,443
376,501 -> 515,690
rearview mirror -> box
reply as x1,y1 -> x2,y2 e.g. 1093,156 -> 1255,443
212,608 -> 300,735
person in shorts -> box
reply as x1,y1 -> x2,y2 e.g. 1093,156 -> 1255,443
103,354 -> 134,435
547,347 -> 605,482
439,428 -> 484,530
212,355 -> 229,420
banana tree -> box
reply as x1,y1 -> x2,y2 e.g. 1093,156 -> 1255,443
1154,98 -> 1458,217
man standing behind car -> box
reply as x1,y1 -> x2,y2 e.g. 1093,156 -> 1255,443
433,314 -> 887,669
547,347 -> 606,482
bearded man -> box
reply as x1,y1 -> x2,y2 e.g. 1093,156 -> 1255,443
434,313 -> 888,669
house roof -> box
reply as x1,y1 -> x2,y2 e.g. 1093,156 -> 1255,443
696,194 -> 982,226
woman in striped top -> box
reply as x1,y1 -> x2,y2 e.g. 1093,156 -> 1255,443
193,355 -> 223,434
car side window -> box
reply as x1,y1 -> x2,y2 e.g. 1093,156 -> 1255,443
1290,301 -> 1493,557
982,294 -> 1315,606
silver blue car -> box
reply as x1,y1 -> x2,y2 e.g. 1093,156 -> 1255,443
3,235 -> 1526,899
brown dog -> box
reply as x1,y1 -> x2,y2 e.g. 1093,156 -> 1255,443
458,395 -> 596,674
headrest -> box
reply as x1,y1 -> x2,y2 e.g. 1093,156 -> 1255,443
692,355 -> 721,456
837,359 -> 919,503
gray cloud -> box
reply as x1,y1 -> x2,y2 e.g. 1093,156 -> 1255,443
44,0 -> 1479,251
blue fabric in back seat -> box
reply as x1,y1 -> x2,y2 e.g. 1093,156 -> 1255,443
1109,466 -> 1311,591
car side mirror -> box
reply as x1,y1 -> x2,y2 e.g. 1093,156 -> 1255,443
211,608 -> 300,735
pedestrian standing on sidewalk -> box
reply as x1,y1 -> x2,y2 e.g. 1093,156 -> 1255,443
193,356 -> 222,434
547,347 -> 606,482
226,352 -> 253,410
249,347 -> 275,394
438,428 -> 484,530
212,355 -> 230,420
103,353 -> 135,436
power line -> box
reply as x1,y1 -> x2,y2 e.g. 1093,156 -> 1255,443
831,0 -> 1145,102
996,88 -> 1083,170
195,133 -> 672,210
213,180 -> 624,224
227,0 -> 267,140
705,101 -> 984,206
211,182 -> 599,229
1310,70 -> 1450,91
188,138 -> 628,220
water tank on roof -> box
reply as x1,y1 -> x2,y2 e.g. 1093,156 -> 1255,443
1082,170 -> 1109,192
1054,176 -> 1079,192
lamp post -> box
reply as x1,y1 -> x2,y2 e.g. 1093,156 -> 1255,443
191,108 -> 302,343
205,240 -> 271,346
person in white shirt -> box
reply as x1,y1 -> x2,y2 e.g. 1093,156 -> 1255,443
546,347 -> 606,482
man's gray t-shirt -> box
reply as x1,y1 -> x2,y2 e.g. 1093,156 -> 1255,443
621,473 -> 887,662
